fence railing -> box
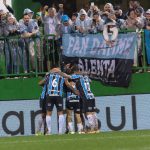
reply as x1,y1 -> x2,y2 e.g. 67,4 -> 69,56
0,34 -> 60,78
0,30 -> 149,78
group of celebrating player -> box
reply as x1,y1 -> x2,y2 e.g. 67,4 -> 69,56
36,63 -> 99,135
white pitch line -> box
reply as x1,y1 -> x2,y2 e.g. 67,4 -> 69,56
0,134 -> 150,145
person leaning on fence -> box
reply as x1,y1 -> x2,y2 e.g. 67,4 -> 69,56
35,12 -> 43,28
5,14 -> 21,74
0,9 -> 9,74
0,11 -> 16,74
19,13 -> 42,72
19,8 -> 34,24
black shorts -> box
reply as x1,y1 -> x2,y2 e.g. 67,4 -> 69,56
40,98 -> 46,114
66,99 -> 81,113
46,96 -> 63,112
81,98 -> 96,113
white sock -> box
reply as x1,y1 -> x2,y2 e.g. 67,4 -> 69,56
68,122 -> 74,132
37,116 -> 43,132
77,123 -> 83,132
59,114 -> 64,134
46,115 -> 51,134
87,114 -> 95,130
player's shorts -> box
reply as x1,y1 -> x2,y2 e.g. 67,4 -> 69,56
40,98 -> 46,114
46,95 -> 63,112
66,99 -> 81,113
81,98 -> 96,113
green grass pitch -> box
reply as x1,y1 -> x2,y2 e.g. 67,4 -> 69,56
0,130 -> 150,150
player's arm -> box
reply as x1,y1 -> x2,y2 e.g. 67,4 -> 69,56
38,79 -> 46,86
58,72 -> 71,79
38,73 -> 50,86
65,79 -> 80,96
50,68 -> 71,79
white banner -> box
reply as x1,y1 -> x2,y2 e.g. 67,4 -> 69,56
96,95 -> 150,131
0,94 -> 150,136
0,100 -> 58,136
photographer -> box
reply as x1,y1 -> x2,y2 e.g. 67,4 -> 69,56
90,12 -> 104,33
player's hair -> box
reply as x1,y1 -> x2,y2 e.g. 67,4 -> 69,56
71,64 -> 79,72
51,64 -> 59,69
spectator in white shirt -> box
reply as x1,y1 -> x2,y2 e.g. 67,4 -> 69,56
41,5 -> 63,38
76,9 -> 92,33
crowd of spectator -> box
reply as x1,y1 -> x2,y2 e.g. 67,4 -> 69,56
0,0 -> 150,75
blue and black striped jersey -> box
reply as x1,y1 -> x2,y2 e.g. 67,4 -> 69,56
47,73 -> 65,97
66,83 -> 80,102
40,84 -> 47,100
40,74 -> 49,100
71,74 -> 95,100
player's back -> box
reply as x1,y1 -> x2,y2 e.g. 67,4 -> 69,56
66,81 -> 80,101
71,74 -> 94,100
47,73 -> 65,97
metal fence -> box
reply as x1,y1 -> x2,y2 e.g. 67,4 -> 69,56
0,30 -> 148,78
0,34 -> 61,78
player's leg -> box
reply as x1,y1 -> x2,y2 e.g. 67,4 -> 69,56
87,99 -> 99,133
85,99 -> 97,133
45,96 -> 54,135
57,111 -> 65,134
90,99 -> 99,132
93,112 -> 99,133
75,112 -> 83,133
36,113 -> 46,135
36,99 -> 47,135
56,97 -> 65,134
74,100 -> 83,133
66,109 -> 74,134
86,112 -> 95,132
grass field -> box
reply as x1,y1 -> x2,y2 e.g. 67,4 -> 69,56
0,130 -> 150,150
